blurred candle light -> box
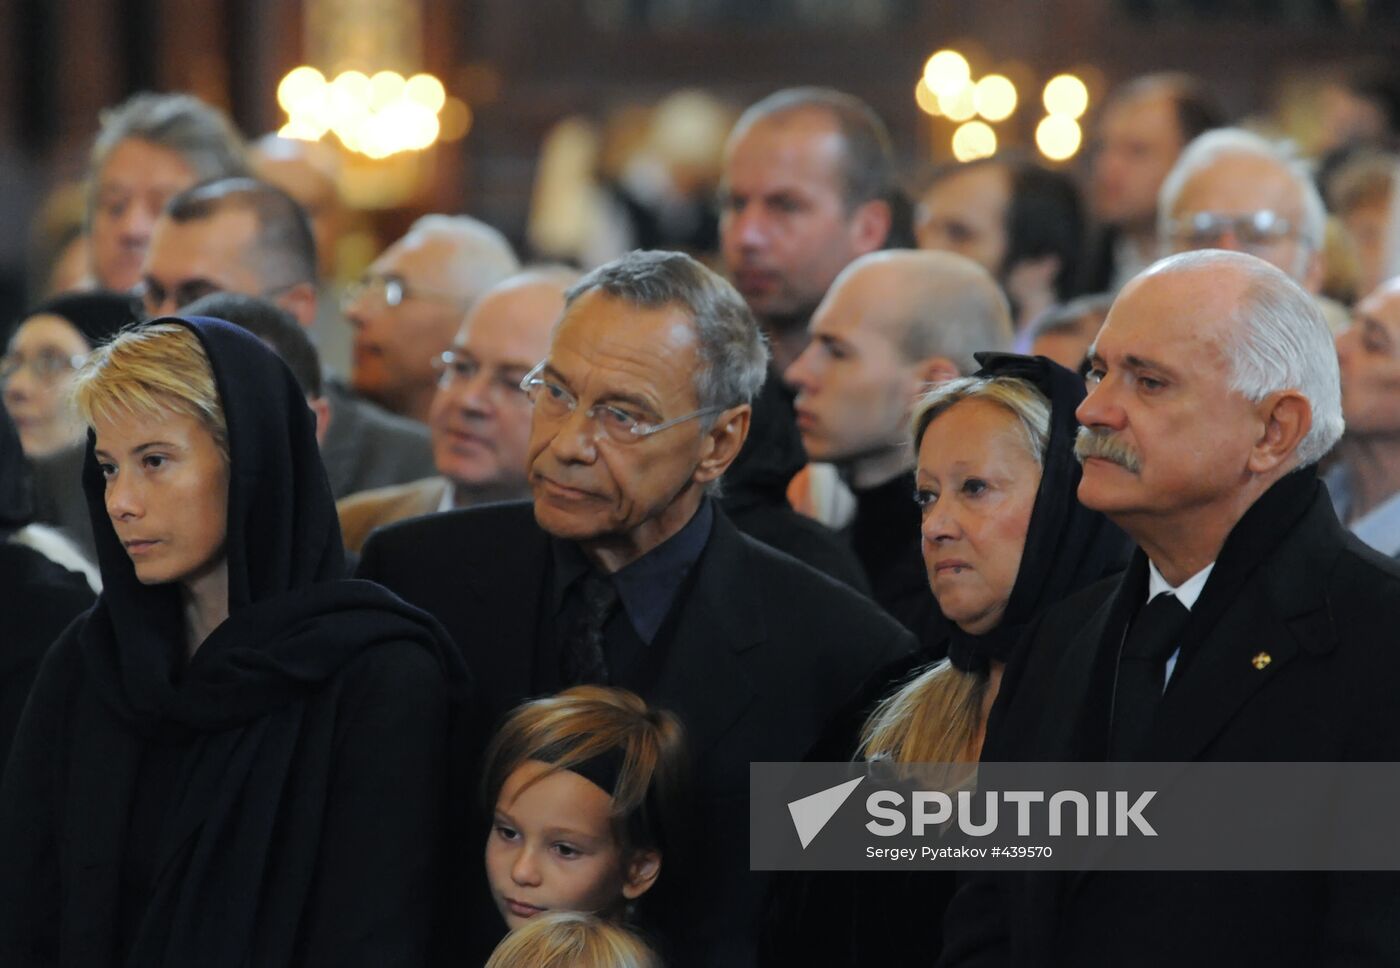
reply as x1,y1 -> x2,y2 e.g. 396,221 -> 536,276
1036,114 -> 1082,160
275,63 -> 455,158
915,78 -> 942,116
405,73 -> 447,113
277,66 -> 327,115
939,81 -> 977,123
974,74 -> 1017,122
1043,74 -> 1089,119
923,50 -> 971,96
952,121 -> 998,162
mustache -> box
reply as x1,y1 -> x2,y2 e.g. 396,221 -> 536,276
1074,426 -> 1142,473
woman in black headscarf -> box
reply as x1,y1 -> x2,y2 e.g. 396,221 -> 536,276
3,290 -> 136,458
763,353 -> 1128,967
0,317 -> 470,966
7,290 -> 139,562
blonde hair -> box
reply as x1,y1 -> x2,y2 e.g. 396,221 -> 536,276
71,322 -> 228,462
484,911 -> 662,968
865,374 -> 1053,765
483,686 -> 688,854
860,659 -> 989,764
911,374 -> 1050,465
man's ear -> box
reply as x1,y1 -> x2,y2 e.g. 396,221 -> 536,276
621,848 -> 662,901
1301,248 -> 1325,296
849,198 -> 893,255
1248,389 -> 1312,474
695,404 -> 751,484
915,355 -> 961,390
275,282 -> 320,329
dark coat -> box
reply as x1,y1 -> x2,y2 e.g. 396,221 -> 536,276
358,500 -> 916,968
0,541 -> 93,767
0,624 -> 451,968
320,380 -> 436,500
939,475 -> 1400,968
0,318 -> 466,968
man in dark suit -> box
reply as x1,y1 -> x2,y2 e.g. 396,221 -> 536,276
358,250 -> 914,967
939,249 -> 1400,967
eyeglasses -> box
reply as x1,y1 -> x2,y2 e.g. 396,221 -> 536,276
1166,210 -> 1299,252
0,350 -> 87,384
519,361 -> 723,445
342,274 -> 466,312
433,349 -> 531,398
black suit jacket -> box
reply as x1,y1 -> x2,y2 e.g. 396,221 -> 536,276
358,501 -> 915,967
940,480 -> 1400,968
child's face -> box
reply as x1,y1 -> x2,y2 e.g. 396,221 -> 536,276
486,759 -> 660,931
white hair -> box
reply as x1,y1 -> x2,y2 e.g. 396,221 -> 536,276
1145,250 -> 1343,467
1157,128 -> 1327,280
404,214 -> 520,304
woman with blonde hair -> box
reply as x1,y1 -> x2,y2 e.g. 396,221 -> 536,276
481,685 -> 687,957
0,317 -> 468,965
485,911 -> 662,968
767,353 -> 1127,966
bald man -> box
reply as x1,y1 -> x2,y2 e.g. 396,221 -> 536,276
785,249 -> 1014,643
336,268 -> 574,552
345,215 -> 520,422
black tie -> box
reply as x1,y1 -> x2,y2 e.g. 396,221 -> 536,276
1109,593 -> 1190,760
561,572 -> 619,686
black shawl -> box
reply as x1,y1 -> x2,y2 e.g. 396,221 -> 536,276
945,353 -> 1131,674
24,290 -> 137,349
4,316 -> 467,966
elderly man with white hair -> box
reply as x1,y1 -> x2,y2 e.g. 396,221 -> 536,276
344,214 -> 520,422
1159,127 -> 1328,292
939,250 -> 1400,968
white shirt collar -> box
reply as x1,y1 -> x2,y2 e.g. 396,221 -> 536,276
436,482 -> 457,513
1146,560 -> 1215,611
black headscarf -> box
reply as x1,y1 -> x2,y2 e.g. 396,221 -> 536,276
0,406 -> 33,538
25,290 -> 137,349
944,353 -> 1130,674
74,316 -> 467,964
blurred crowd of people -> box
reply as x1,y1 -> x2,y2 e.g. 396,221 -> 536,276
1,60 -> 1400,968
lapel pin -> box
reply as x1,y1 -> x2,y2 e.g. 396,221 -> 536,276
1251,652 -> 1272,670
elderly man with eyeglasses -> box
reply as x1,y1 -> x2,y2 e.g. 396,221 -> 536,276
343,214 -> 520,423
336,267 -> 577,552
357,249 -> 913,968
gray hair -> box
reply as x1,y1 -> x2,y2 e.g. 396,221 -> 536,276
565,250 -> 770,419
912,375 -> 1051,467
1145,250 -> 1343,467
88,92 -> 249,224
1157,128 -> 1327,278
403,214 -> 520,305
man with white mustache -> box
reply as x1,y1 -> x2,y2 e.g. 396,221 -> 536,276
939,249 -> 1400,968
